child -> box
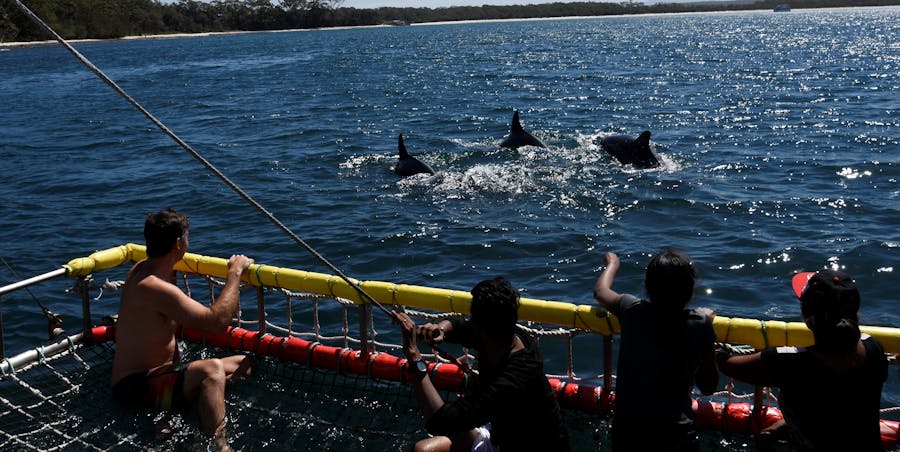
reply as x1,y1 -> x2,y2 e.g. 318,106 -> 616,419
593,248 -> 718,451
717,269 -> 887,451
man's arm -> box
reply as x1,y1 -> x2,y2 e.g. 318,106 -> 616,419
416,319 -> 453,346
393,311 -> 445,419
716,350 -> 773,386
593,252 -> 622,312
208,254 -> 254,328
157,254 -> 254,333
409,365 -> 446,420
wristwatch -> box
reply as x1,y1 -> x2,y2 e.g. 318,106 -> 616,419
411,358 -> 428,375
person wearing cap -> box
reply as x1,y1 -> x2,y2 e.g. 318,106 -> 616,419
593,248 -> 719,451
716,269 -> 888,451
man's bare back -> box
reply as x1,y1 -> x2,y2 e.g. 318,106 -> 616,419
111,259 -> 184,385
112,251 -> 253,382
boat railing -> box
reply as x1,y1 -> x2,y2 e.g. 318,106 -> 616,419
0,244 -> 898,448
7,243 -> 900,351
3,243 -> 900,381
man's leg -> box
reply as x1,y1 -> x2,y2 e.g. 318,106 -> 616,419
183,359 -> 228,439
413,436 -> 451,452
221,354 -> 253,382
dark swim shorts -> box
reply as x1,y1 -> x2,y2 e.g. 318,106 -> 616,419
112,366 -> 187,411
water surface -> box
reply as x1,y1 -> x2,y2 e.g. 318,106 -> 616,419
0,7 -> 898,449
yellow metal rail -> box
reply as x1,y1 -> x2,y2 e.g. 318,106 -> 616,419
64,244 -> 900,354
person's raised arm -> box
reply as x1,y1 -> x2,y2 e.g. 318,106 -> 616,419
593,252 -> 623,312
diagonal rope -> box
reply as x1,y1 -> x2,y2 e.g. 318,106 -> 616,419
8,0 -> 395,318
10,0 -> 471,374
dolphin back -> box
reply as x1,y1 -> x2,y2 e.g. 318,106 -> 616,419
499,111 -> 546,149
394,134 -> 435,177
600,131 -> 659,168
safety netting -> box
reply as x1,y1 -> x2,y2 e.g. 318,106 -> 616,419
0,324 -> 606,450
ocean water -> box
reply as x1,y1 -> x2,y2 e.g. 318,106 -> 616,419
0,6 -> 898,449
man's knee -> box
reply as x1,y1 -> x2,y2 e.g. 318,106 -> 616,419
200,358 -> 226,375
204,359 -> 226,383
187,358 -> 227,390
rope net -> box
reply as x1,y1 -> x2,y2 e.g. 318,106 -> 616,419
0,268 -> 897,450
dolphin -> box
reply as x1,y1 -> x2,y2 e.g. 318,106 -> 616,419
600,131 -> 660,169
393,134 -> 435,177
499,111 -> 546,149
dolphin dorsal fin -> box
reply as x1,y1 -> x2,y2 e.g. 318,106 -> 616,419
398,134 -> 410,158
637,131 -> 651,147
510,111 -> 524,133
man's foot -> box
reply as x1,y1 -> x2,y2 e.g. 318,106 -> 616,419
212,416 -> 232,452
153,413 -> 175,440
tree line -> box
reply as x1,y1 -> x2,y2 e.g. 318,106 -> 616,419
1,0 -> 896,43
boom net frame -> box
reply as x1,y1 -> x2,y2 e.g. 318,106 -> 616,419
0,244 -> 897,450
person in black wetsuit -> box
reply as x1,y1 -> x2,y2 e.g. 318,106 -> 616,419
392,277 -> 570,452
717,269 -> 888,451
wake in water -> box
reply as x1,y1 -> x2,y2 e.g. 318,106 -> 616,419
343,131 -> 683,206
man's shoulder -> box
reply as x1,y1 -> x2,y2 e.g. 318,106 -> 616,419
122,271 -> 188,315
508,334 -> 549,378
127,268 -> 180,294
685,308 -> 715,328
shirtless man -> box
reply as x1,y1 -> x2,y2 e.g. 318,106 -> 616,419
110,209 -> 254,450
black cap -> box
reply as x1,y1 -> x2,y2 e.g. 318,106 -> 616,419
792,269 -> 860,316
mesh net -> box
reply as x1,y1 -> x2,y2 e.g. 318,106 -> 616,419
0,339 -> 612,450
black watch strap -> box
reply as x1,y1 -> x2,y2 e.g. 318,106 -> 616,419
411,358 -> 428,375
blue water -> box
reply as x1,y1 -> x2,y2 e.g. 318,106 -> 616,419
1,6 -> 898,447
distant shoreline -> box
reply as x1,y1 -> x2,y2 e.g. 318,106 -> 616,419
2,5 -> 895,49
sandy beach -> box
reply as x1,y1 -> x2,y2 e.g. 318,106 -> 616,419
0,8 -> 779,49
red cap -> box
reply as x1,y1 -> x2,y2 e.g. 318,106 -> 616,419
791,272 -> 815,299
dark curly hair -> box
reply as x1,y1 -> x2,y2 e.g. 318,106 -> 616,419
645,246 -> 696,312
144,209 -> 189,258
470,277 -> 520,346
